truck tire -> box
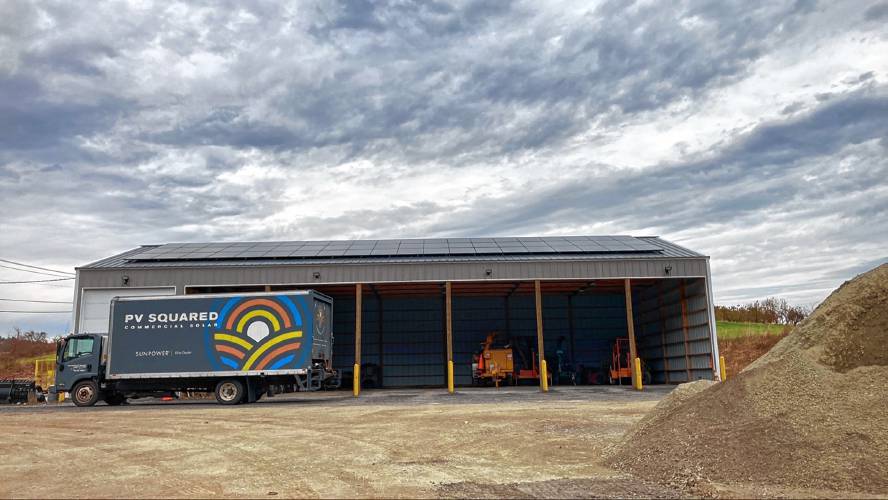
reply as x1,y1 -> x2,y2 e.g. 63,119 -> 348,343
71,380 -> 100,407
103,393 -> 126,406
215,379 -> 245,405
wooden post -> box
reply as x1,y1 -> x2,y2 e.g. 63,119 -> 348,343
445,281 -> 454,393
624,279 -> 641,390
534,280 -> 548,392
354,283 -> 362,397
264,285 -> 271,292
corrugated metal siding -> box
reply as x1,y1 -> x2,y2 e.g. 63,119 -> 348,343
452,297 -> 505,386
330,293 -> 643,388
633,278 -> 714,383
380,298 -> 444,387
75,258 -> 708,292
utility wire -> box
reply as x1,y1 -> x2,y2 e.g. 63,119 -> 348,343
0,264 -> 75,278
0,259 -> 74,276
0,310 -> 72,313
0,277 -> 74,284
0,298 -> 72,304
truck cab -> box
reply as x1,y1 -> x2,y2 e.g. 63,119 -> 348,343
54,334 -> 110,406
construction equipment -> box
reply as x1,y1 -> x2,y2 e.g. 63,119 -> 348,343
473,332 -> 514,386
609,338 -> 632,384
609,338 -> 652,385
473,332 -> 550,386
0,379 -> 35,404
33,354 -> 55,391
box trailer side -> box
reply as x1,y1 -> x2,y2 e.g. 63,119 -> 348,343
107,291 -> 325,379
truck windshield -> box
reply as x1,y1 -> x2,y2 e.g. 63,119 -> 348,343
63,337 -> 95,361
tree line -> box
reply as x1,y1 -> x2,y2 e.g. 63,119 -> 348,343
714,297 -> 810,325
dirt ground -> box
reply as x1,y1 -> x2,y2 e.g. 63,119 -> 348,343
2,385 -> 880,499
1,386 -> 683,499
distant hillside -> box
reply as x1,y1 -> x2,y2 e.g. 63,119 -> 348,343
716,321 -> 790,377
0,331 -> 55,379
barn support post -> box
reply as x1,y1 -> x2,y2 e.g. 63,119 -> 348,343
445,281 -> 454,394
353,283 -> 362,397
624,279 -> 641,390
534,280 -> 548,392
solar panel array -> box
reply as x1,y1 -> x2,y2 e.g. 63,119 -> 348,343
128,236 -> 662,261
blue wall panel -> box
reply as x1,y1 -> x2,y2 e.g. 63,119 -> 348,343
331,292 -> 631,387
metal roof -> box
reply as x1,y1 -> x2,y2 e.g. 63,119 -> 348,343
79,236 -> 704,270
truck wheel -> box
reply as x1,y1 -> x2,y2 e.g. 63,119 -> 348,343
215,379 -> 244,405
71,380 -> 100,407
103,393 -> 126,406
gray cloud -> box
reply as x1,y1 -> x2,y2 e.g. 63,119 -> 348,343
1,0 -> 887,334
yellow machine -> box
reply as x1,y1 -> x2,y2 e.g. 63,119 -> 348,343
473,332 -> 552,387
475,332 -> 514,385
33,354 -> 55,391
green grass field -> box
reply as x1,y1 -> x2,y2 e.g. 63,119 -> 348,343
716,321 -> 788,340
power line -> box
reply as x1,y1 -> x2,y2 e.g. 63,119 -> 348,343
0,298 -> 72,304
0,310 -> 72,313
0,264 -> 75,278
0,277 -> 74,284
0,259 -> 74,276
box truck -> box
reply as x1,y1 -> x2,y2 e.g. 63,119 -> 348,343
53,291 -> 339,406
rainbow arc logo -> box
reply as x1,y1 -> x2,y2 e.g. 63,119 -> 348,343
209,296 -> 306,371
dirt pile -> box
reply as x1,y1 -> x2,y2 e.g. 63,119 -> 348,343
608,263 -> 888,494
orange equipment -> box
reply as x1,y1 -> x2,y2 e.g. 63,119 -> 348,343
609,338 -> 632,385
516,347 -> 545,382
474,332 -> 551,386
476,332 -> 514,386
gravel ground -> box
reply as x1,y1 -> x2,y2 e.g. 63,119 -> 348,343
1,386 -> 680,499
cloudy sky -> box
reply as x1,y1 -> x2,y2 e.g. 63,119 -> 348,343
1,0 -> 887,335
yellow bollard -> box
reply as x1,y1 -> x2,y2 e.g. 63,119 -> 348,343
719,355 -> 727,381
540,359 -> 549,392
633,357 -> 643,391
447,360 -> 454,394
353,364 -> 361,397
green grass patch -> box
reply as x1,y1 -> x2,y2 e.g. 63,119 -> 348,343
716,321 -> 788,340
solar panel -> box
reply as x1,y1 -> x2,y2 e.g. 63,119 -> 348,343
448,247 -> 476,254
126,236 -> 662,261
